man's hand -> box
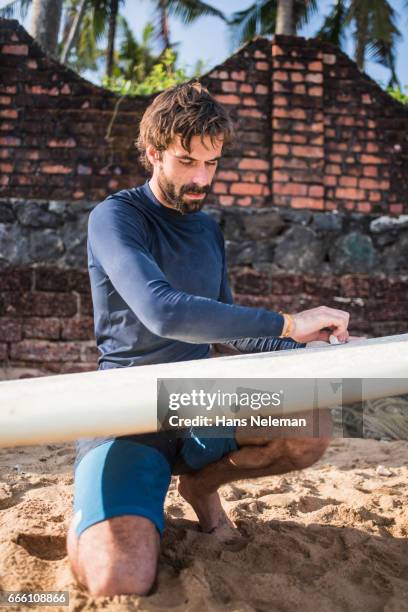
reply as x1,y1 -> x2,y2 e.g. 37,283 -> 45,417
290,306 -> 350,344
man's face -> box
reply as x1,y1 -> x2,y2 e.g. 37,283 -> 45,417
149,134 -> 223,214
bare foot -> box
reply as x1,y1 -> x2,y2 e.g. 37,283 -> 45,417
177,474 -> 239,543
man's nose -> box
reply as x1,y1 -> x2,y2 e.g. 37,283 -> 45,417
192,165 -> 210,187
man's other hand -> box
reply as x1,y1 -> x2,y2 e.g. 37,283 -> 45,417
290,306 -> 350,344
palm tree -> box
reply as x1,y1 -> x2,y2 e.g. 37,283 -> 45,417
229,0 -> 317,46
151,0 -> 226,51
0,0 -> 63,57
276,0 -> 294,35
29,0 -> 64,56
317,0 -> 401,86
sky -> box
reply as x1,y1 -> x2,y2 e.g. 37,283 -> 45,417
4,0 -> 408,89
120,0 -> 408,89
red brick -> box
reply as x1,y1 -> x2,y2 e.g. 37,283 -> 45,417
0,268 -> 32,292
389,204 -> 404,214
41,164 -> 72,174
274,144 -> 289,155
275,183 -> 307,196
323,53 -> 336,64
0,162 -> 13,172
216,170 -> 239,181
255,84 -> 268,94
2,292 -> 77,317
236,196 -> 252,206
359,178 -> 389,189
360,155 -> 385,165
219,195 -> 234,206
221,81 -> 237,93
23,317 -> 60,340
363,166 -> 378,177
0,136 -> 20,146
274,70 -> 288,80
305,73 -> 323,84
308,185 -> 324,197
213,181 -> 228,194
282,61 -> 305,70
230,183 -> 263,195
366,142 -> 379,153
0,318 -> 22,342
339,176 -> 357,187
47,138 -> 76,148
272,45 -> 285,57
27,85 -> 59,96
26,59 -> 38,69
0,96 -> 12,105
231,70 -> 246,81
273,108 -> 307,120
61,316 -> 94,340
0,343 -> 7,360
214,94 -> 240,105
357,202 -> 371,212
240,84 -> 253,93
325,176 -> 337,186
308,86 -> 323,96
2,44 -> 28,55
0,109 -> 17,119
290,72 -> 305,83
291,197 -> 324,209
368,191 -> 381,202
0,86 -> 17,94
10,340 -> 82,362
292,145 -> 323,158
335,188 -> 365,200
256,62 -> 269,71
238,108 -> 264,118
238,158 -> 269,171
273,170 -> 289,182
308,61 -> 323,71
243,96 -> 257,106
293,84 -> 306,94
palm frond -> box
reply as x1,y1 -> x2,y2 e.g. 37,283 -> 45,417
315,0 -> 347,47
294,0 -> 318,30
0,0 -> 32,20
166,0 -> 226,23
229,0 -> 276,46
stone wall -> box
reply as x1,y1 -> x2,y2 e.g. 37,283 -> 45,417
1,200 -> 407,378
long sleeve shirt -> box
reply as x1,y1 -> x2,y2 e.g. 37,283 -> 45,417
87,180 -> 304,371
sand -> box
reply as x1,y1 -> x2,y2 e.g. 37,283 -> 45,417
0,438 -> 407,612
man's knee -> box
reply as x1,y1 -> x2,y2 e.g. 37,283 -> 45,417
284,436 -> 331,470
68,515 -> 160,597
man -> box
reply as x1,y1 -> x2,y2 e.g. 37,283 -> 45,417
67,82 -> 350,597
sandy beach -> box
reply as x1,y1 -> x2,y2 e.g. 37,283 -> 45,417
0,437 -> 407,611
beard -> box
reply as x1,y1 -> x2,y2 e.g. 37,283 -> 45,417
157,167 -> 210,215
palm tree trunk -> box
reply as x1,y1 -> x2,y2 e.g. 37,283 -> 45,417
355,9 -> 368,70
158,0 -> 171,50
29,0 -> 64,57
106,0 -> 119,77
276,0 -> 294,35
60,0 -> 88,64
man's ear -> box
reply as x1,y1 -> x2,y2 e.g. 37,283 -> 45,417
146,144 -> 161,166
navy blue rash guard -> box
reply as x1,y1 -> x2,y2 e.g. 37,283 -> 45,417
75,181 -> 304,465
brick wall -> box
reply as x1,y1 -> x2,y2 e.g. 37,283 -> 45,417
1,19 -> 407,211
1,18 -> 407,378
